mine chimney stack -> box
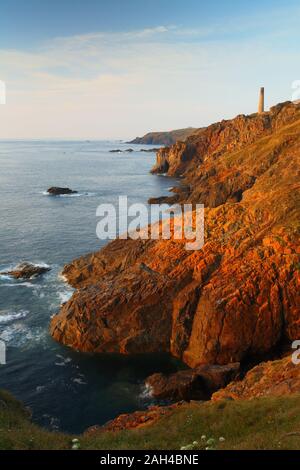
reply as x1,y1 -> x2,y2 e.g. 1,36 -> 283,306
258,87 -> 265,114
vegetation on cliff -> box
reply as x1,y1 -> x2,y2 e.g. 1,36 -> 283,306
1,389 -> 300,450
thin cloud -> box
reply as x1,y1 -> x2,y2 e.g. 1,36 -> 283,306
0,6 -> 299,139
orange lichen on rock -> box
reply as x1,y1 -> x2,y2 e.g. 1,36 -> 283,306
211,355 -> 300,401
85,403 -> 186,434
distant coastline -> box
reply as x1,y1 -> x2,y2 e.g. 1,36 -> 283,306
128,127 -> 198,146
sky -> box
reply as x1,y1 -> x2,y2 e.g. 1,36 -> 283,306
0,0 -> 299,139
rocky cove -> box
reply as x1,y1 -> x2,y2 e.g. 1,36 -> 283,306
50,101 -> 300,408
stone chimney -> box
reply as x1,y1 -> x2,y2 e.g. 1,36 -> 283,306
258,87 -> 265,114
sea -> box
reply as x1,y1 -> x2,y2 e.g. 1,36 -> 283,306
0,140 -> 183,433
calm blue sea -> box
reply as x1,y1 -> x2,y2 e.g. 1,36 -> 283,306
0,140 -> 182,433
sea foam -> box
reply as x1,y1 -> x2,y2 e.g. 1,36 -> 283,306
0,310 -> 28,324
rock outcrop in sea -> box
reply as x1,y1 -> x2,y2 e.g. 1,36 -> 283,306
50,101 -> 300,383
145,363 -> 240,401
1,262 -> 51,279
47,187 -> 77,195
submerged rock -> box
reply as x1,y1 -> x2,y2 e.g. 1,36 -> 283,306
145,363 -> 240,401
1,262 -> 50,279
47,187 -> 77,195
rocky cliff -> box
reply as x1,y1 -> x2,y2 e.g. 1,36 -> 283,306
51,101 -> 300,370
212,355 -> 300,401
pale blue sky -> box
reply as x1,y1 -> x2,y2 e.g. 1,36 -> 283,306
0,0 -> 299,139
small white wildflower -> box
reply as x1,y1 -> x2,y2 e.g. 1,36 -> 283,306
72,443 -> 80,450
180,446 -> 187,450
206,438 -> 215,446
72,438 -> 79,443
201,435 -> 206,440
193,441 -> 198,446
219,437 -> 225,442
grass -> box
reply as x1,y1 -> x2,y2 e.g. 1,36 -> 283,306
1,389 -> 300,450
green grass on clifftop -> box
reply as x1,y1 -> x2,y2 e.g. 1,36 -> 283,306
1,389 -> 300,450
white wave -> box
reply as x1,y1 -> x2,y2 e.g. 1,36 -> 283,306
58,290 -> 73,304
59,193 -> 82,198
0,324 -> 46,347
42,191 -> 80,197
140,383 -> 153,399
60,192 -> 95,198
0,282 -> 36,288
72,377 -> 87,385
20,261 -> 49,268
42,191 -> 95,198
57,272 -> 68,282
0,310 -> 28,324
55,354 -> 72,367
0,274 -> 13,281
29,261 -> 50,268
56,354 -> 72,363
1,261 -> 50,272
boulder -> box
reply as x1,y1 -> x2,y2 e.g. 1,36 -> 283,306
145,363 -> 240,401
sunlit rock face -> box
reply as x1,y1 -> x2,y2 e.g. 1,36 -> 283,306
51,101 -> 300,368
212,356 -> 300,401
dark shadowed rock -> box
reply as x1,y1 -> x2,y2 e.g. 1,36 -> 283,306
140,148 -> 160,153
1,262 -> 51,279
47,187 -> 77,195
109,148 -> 134,153
145,363 -> 240,401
